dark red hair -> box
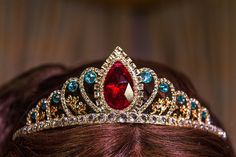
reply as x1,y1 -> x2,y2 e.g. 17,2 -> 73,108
0,61 -> 235,157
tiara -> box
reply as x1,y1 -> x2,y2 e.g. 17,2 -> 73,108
13,46 -> 226,140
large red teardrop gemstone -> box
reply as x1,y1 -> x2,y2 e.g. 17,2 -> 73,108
104,61 -> 134,110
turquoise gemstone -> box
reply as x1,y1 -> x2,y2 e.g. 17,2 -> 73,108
41,101 -> 47,111
191,102 -> 197,110
177,95 -> 186,105
202,111 -> 207,119
67,80 -> 79,92
141,71 -> 153,83
31,112 -> 37,122
52,93 -> 60,104
84,71 -> 97,84
159,83 -> 169,93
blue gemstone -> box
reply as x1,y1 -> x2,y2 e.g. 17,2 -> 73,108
191,102 -> 197,110
41,101 -> 47,111
159,83 -> 169,93
177,95 -> 186,105
202,111 -> 207,119
67,80 -> 79,92
31,112 -> 37,122
52,93 -> 60,104
141,71 -> 153,83
84,71 -> 97,84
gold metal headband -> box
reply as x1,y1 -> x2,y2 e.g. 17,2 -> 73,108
13,47 -> 226,140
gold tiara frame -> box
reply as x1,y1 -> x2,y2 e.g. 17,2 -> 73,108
13,47 -> 226,140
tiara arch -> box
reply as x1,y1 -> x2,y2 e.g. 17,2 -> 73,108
13,46 -> 226,140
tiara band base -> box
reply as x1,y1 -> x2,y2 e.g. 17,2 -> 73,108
13,113 -> 226,140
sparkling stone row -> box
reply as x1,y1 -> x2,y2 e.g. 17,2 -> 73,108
13,113 -> 226,140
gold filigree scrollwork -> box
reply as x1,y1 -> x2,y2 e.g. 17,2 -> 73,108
192,109 -> 198,120
151,97 -> 172,115
38,112 -> 46,121
50,106 -> 59,118
180,106 -> 188,117
66,95 -> 86,114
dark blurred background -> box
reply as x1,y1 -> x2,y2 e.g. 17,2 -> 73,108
0,0 -> 235,150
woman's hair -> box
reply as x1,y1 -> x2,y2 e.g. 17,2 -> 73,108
0,61 -> 235,157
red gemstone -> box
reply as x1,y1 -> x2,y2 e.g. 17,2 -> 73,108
104,61 -> 134,110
